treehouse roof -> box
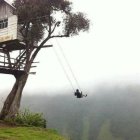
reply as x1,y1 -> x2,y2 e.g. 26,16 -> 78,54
0,0 -> 15,9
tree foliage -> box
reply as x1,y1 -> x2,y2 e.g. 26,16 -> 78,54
13,0 -> 90,44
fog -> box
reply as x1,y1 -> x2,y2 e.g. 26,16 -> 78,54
2,0 -> 140,95
17,83 -> 140,140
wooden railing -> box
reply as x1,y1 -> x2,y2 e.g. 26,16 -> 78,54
0,50 -> 26,71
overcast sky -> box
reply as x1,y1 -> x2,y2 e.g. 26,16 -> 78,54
1,0 -> 140,96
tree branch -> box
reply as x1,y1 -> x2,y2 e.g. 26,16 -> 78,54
30,36 -> 50,62
25,22 -> 30,39
30,31 -> 69,63
44,25 -> 49,33
50,34 -> 69,38
48,11 -> 52,35
19,23 -> 26,38
51,21 -> 61,34
29,11 -> 69,62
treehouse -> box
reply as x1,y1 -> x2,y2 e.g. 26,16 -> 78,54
0,0 -> 24,46
0,0 -> 52,77
0,0 -> 26,76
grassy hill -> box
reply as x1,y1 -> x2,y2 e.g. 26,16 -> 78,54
0,125 -> 67,140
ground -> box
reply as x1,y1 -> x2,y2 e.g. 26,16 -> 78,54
0,121 -> 67,140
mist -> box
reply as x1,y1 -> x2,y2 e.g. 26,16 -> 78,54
19,83 -> 140,140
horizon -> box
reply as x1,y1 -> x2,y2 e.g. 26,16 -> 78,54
1,0 -> 140,96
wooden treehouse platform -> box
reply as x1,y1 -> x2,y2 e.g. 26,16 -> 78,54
0,67 -> 25,76
0,40 -> 28,76
0,40 -> 52,76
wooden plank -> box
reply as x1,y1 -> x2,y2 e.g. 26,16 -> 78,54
31,66 -> 37,68
0,55 -> 5,57
32,61 -> 40,63
0,61 -> 15,65
0,67 -> 25,76
0,54 -> 15,61
0,65 -> 7,68
28,72 -> 36,75
34,45 -> 53,48
6,52 -> 12,67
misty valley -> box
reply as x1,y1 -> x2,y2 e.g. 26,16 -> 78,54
0,0 -> 140,140
21,85 -> 140,140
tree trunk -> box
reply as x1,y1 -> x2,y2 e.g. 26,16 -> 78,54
0,73 -> 28,120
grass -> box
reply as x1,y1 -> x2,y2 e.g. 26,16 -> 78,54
0,126 -> 67,140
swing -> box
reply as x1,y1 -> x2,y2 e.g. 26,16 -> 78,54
74,89 -> 87,98
53,39 -> 87,98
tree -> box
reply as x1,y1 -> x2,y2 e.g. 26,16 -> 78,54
0,0 -> 90,120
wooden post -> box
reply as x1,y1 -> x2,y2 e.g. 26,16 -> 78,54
6,52 -> 12,68
4,54 -> 5,67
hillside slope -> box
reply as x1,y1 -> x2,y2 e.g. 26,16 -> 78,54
0,125 -> 67,140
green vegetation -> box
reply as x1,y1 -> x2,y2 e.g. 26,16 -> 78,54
0,109 -> 66,140
0,127 -> 67,140
5,109 -> 46,128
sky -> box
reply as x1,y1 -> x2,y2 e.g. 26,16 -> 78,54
1,0 -> 140,96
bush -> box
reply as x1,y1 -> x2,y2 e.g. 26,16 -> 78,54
6,109 -> 47,128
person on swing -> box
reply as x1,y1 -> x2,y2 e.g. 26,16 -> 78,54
74,89 -> 87,98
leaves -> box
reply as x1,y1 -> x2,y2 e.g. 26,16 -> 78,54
12,0 -> 90,67
64,12 -> 90,36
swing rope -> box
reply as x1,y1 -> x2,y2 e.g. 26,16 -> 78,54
55,39 -> 82,92
53,45 -> 75,92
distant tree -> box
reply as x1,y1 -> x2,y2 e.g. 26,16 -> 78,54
0,0 -> 90,120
